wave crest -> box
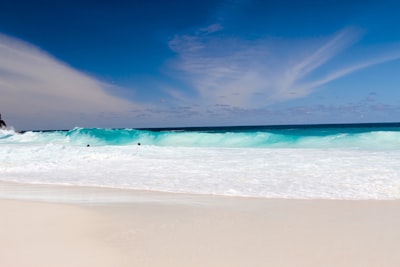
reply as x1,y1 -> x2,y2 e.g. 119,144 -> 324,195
1,126 -> 400,149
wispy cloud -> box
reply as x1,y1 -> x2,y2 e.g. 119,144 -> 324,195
288,28 -> 360,82
168,23 -> 274,107
167,25 -> 400,109
278,27 -> 362,99
0,33 -> 138,129
303,50 -> 400,91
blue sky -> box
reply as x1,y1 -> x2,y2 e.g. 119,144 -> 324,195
1,0 -> 400,130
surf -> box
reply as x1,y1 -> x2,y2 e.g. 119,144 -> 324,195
1,123 -> 400,150
2,123 -> 400,200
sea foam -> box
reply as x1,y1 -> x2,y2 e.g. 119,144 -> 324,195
1,125 -> 400,200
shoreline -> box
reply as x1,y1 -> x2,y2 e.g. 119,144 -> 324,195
1,182 -> 400,266
1,180 -> 398,203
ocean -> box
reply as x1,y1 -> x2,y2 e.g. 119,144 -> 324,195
1,123 -> 400,200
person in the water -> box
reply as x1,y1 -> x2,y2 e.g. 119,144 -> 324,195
0,113 -> 6,128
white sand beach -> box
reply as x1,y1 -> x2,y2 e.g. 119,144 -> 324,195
1,186 -> 400,267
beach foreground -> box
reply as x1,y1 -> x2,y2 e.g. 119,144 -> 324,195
1,190 -> 400,267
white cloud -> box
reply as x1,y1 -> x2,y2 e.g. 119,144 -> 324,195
303,50 -> 400,91
169,31 -> 274,107
0,33 -> 138,129
167,25 -> 400,109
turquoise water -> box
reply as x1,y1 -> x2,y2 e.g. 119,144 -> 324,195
4,122 -> 400,149
1,123 -> 400,200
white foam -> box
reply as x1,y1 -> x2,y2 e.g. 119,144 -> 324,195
1,143 -> 400,200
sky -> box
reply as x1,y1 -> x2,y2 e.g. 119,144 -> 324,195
1,0 -> 400,130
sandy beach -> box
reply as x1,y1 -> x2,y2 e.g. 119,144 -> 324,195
1,184 -> 400,267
